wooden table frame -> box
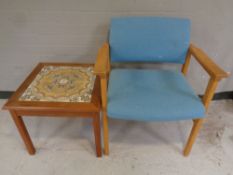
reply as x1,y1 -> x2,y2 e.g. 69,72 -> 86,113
2,62 -> 102,157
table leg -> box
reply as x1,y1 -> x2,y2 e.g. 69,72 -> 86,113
10,110 -> 36,155
92,113 -> 102,157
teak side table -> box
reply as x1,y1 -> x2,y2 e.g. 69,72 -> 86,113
2,62 -> 102,157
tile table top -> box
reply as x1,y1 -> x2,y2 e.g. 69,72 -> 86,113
19,66 -> 96,103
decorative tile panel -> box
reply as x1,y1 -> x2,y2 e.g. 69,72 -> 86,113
19,66 -> 96,102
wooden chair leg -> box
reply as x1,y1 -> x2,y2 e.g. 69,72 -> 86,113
10,110 -> 36,155
183,119 -> 203,156
92,113 -> 102,157
103,110 -> 109,155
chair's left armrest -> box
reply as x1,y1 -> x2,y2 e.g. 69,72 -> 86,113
94,43 -> 110,78
93,43 -> 110,111
189,44 -> 229,80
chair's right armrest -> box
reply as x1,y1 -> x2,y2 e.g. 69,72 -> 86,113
189,44 -> 229,80
188,44 -> 230,109
94,43 -> 110,78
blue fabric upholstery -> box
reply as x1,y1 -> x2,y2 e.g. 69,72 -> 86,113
110,17 -> 190,63
107,69 -> 205,121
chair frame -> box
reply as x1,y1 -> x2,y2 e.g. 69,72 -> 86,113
94,43 -> 229,156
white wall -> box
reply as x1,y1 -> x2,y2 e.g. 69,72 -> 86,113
0,0 -> 232,93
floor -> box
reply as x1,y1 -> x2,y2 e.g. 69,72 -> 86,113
0,99 -> 232,175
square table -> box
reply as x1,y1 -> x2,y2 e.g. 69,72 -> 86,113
2,62 -> 102,157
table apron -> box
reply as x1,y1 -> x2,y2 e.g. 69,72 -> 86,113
14,110 -> 99,118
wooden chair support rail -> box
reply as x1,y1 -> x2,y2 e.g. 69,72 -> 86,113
202,77 -> 219,110
181,49 -> 192,75
183,44 -> 230,110
94,43 -> 110,78
189,44 -> 229,80
183,44 -> 229,156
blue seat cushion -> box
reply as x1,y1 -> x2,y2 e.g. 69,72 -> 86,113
110,17 -> 190,63
107,69 -> 205,121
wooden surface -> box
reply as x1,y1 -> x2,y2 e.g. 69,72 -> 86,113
182,44 -> 229,156
189,44 -> 229,80
181,49 -> 192,75
202,78 -> 219,109
183,118 -> 204,156
2,62 -> 102,157
94,43 -> 110,78
94,43 -> 110,155
183,77 -> 219,156
3,63 -> 101,113
10,110 -> 36,155
100,78 -> 109,155
184,76 -> 218,154
92,113 -> 102,157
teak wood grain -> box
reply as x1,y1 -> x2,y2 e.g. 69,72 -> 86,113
181,49 -> 192,75
2,62 -> 102,157
182,44 -> 229,156
94,43 -> 111,155
94,43 -> 110,78
3,63 -> 101,113
100,78 -> 109,155
189,44 -> 229,80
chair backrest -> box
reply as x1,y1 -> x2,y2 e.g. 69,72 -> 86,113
109,17 -> 190,63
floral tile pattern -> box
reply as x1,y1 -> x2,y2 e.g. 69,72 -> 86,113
19,66 -> 96,102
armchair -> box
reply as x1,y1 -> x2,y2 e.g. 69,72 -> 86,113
94,17 -> 229,156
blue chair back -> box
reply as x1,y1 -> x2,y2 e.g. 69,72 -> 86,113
109,17 -> 190,63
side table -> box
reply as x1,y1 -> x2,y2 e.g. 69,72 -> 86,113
2,62 -> 102,157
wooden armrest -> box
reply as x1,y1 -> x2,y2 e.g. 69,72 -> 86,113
189,44 -> 229,80
94,43 -> 110,77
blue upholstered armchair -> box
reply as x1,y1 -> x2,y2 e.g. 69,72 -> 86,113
94,17 -> 229,156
